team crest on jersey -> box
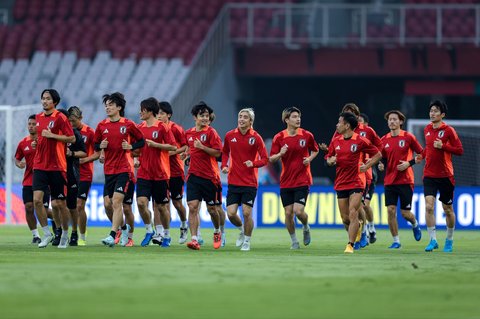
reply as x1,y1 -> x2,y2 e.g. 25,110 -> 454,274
438,130 -> 445,138
48,120 -> 55,129
248,137 -> 256,145
360,131 -> 367,137
350,144 -> 358,152
299,139 -> 306,147
120,126 -> 127,134
399,140 -> 405,148
200,134 -> 207,142
152,131 -> 158,139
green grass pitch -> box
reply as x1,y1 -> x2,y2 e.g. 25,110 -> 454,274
1,226 -> 479,319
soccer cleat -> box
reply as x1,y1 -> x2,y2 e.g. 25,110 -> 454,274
124,238 -> 134,247
388,242 -> 401,249
240,241 -> 251,251
355,223 -> 363,243
69,232 -> 78,246
78,239 -> 87,246
114,229 -> 122,244
303,228 -> 311,246
236,231 -> 245,247
187,239 -> 200,250
52,228 -> 62,246
360,232 -> 369,248
344,243 -> 354,254
152,234 -> 164,246
443,239 -> 453,253
161,237 -> 171,247
58,236 -> 69,249
290,241 -> 300,250
353,241 -> 361,250
141,232 -> 155,247
197,235 -> 204,246
38,233 -> 54,248
179,227 -> 188,244
101,235 -> 115,247
425,239 -> 439,252
32,237 -> 41,244
120,224 -> 131,247
213,232 -> 222,249
221,232 -> 226,247
412,225 -> 422,241
369,231 -> 377,244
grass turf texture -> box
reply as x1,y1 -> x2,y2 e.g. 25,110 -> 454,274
1,226 -> 479,319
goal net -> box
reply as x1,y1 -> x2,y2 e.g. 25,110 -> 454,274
0,104 -> 40,225
407,119 -> 480,186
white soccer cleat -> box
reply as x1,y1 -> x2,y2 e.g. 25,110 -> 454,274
290,241 -> 300,250
58,236 -> 69,249
240,241 -> 250,251
38,233 -> 54,248
236,231 -> 245,247
120,224 -> 131,247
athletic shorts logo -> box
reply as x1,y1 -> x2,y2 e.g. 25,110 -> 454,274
299,139 -> 306,147
207,200 -> 215,205
175,194 -> 182,199
247,200 -> 253,204
299,198 -> 305,203
120,126 -> 127,134
152,131 -> 158,139
200,134 -> 207,142
82,135 -> 87,143
48,120 -> 55,129
350,144 -> 358,152
117,186 -> 123,191
126,198 -> 132,203
438,130 -> 445,138
80,193 -> 87,198
248,137 -> 256,145
360,131 -> 366,137
399,140 -> 405,148
57,194 -> 64,198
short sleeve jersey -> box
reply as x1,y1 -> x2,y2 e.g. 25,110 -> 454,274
185,126 -> 222,181
79,124 -> 96,182
167,121 -> 187,178
15,136 -> 36,186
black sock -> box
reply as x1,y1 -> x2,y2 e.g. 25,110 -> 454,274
348,242 -> 354,247
121,225 -> 127,230
110,230 -> 117,238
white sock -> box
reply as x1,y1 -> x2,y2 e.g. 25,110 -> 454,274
244,235 -> 251,243
42,226 -> 51,236
393,235 -> 400,243
303,224 -> 310,231
128,232 -> 133,239
197,226 -> 202,236
412,220 -> 418,228
220,225 -> 225,233
80,233 -> 86,240
290,233 -> 298,243
446,227 -> 454,240
367,222 -> 376,232
32,229 -> 39,237
192,235 -> 198,241
164,229 -> 170,237
180,221 -> 187,228
427,226 -> 436,241
61,229 -> 68,238
146,224 -> 153,233
155,225 -> 164,236
214,228 -> 220,234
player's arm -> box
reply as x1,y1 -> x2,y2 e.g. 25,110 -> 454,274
221,137 -> 230,173
41,129 -> 75,143
80,151 -> 100,164
440,128 -> 464,156
269,137 -> 287,163
193,138 -> 221,157
360,143 -> 382,172
251,136 -> 268,168
14,144 -> 25,169
145,139 -> 176,151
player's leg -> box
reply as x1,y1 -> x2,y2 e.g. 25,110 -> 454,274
240,203 -> 254,251
423,178 -> 439,251
49,171 -> 70,248
136,179 -> 154,247
364,183 -> 376,244
385,185 -> 400,248
397,184 -> 421,242
67,182 -> 79,246
170,177 -> 188,243
22,186 -> 40,243
293,186 -> 310,246
336,193 -> 352,253
347,192 -> 363,252
153,180 -> 172,247
439,178 -> 456,252
280,188 -> 298,249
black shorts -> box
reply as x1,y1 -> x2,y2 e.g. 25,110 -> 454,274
215,184 -> 223,206
32,170 -> 67,200
423,177 -> 455,205
77,181 -> 92,200
137,178 -> 169,204
104,173 -> 131,198
226,185 -> 257,207
336,188 -> 364,199
384,184 -> 414,210
169,176 -> 184,200
280,186 -> 309,207
66,182 -> 78,210
186,174 -> 217,205
363,182 -> 376,201
22,186 -> 50,207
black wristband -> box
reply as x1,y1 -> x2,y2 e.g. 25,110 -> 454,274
408,159 -> 416,166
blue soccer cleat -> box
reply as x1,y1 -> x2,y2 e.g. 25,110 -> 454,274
161,237 -> 171,247
425,239 -> 439,252
141,232 -> 154,247
412,225 -> 422,241
360,231 -> 369,248
101,235 -> 115,247
221,232 -> 226,247
388,242 -> 401,249
353,241 -> 361,250
197,235 -> 204,246
443,239 -> 453,253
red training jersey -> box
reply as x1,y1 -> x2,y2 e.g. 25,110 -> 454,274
79,124 -> 95,182
270,128 -> 319,189
381,130 -> 423,186
222,128 -> 268,188
326,133 -> 380,191
422,122 -> 463,183
34,109 -> 74,172
93,117 -> 144,175
185,126 -> 222,181
167,121 -> 187,178
137,120 -> 175,181
15,136 -> 36,186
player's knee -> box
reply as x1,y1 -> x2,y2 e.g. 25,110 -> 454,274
24,202 -> 34,213
425,203 -> 435,213
443,205 -> 454,216
387,206 -> 396,217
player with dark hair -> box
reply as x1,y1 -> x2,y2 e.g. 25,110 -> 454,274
270,107 -> 319,249
184,101 -> 223,250
33,89 -> 76,248
326,112 -> 382,253
221,108 -> 268,251
94,92 -> 145,247
15,114 -> 50,243
416,100 -> 463,252
378,110 -> 423,248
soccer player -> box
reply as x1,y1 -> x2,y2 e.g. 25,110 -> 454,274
157,101 -> 189,244
184,101 -> 223,250
33,89 -> 76,248
326,112 -> 381,253
14,115 -> 49,243
94,92 -> 145,247
269,107 -> 319,249
221,108 -> 268,251
378,110 -> 423,248
135,98 -> 176,247
69,106 -> 95,246
417,101 -> 463,253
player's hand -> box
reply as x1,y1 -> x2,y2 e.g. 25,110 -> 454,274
16,161 -> 26,169
221,167 -> 229,174
193,138 -> 204,149
41,128 -> 54,138
99,150 -> 105,164
66,148 -> 73,157
244,160 -> 253,168
326,156 -> 336,166
318,143 -> 328,152
79,158 -> 86,164
100,138 -> 108,149
397,160 -> 410,171
433,138 -> 443,149
359,162 -> 368,172
145,139 -> 155,147
168,150 -> 175,156
378,162 -> 385,171
415,154 -> 423,164
122,139 -> 132,150
279,144 -> 288,156
179,152 -> 187,160
303,157 -> 311,166
134,158 -> 140,168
